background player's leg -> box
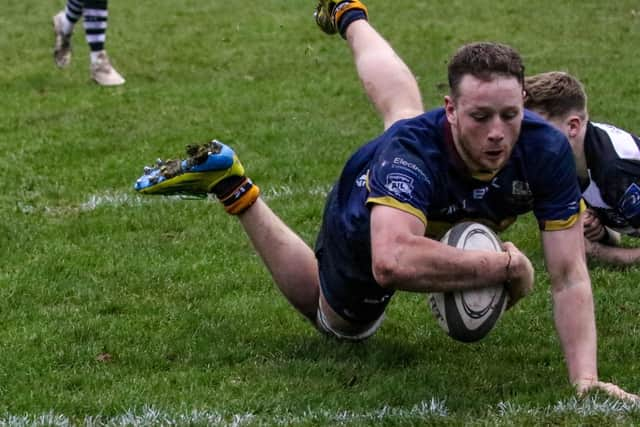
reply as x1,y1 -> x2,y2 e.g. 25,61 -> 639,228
83,0 -> 125,85
53,0 -> 84,67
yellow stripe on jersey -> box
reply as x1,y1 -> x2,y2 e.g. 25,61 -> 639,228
367,196 -> 427,226
541,199 -> 586,231
470,169 -> 499,181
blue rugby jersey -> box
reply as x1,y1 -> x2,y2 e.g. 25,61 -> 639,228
315,108 -> 583,323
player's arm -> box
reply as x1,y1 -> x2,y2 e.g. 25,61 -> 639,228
585,238 -> 640,265
541,221 -> 639,401
344,20 -> 424,130
581,208 -> 640,264
541,222 -> 596,383
369,205 -> 533,305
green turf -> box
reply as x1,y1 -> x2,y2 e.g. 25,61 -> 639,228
2,0 -> 640,425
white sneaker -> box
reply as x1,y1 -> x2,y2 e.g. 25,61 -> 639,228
53,11 -> 72,68
90,51 -> 126,86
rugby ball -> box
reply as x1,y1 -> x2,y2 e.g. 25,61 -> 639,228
428,222 -> 509,343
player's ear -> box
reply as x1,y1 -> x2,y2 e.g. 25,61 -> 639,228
567,115 -> 583,139
444,96 -> 457,123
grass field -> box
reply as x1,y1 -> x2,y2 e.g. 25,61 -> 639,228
2,0 -> 640,425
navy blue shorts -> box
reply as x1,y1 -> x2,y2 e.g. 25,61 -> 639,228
314,187 -> 394,325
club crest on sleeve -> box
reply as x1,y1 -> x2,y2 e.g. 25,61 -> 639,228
385,173 -> 414,200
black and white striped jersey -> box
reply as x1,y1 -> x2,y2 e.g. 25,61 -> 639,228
582,121 -> 640,234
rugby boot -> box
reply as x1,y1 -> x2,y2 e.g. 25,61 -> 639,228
134,140 -> 260,214
314,0 -> 368,37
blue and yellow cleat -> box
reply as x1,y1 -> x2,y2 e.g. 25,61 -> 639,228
134,140 -> 246,196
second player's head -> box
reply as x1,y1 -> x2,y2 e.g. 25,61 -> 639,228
525,71 -> 588,150
524,71 -> 587,121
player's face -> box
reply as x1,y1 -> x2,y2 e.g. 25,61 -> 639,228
445,75 -> 525,173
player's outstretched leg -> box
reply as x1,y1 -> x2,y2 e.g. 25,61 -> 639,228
314,0 -> 368,38
134,141 -> 321,319
134,141 -> 387,336
134,139 -> 260,215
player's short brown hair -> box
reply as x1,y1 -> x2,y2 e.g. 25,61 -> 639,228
448,42 -> 525,99
524,71 -> 587,119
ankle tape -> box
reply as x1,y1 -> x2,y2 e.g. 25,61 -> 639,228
218,177 -> 260,215
336,3 -> 368,38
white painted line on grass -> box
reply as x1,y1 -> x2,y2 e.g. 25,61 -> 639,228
37,185 -> 332,215
498,396 -> 640,416
0,397 -> 638,426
